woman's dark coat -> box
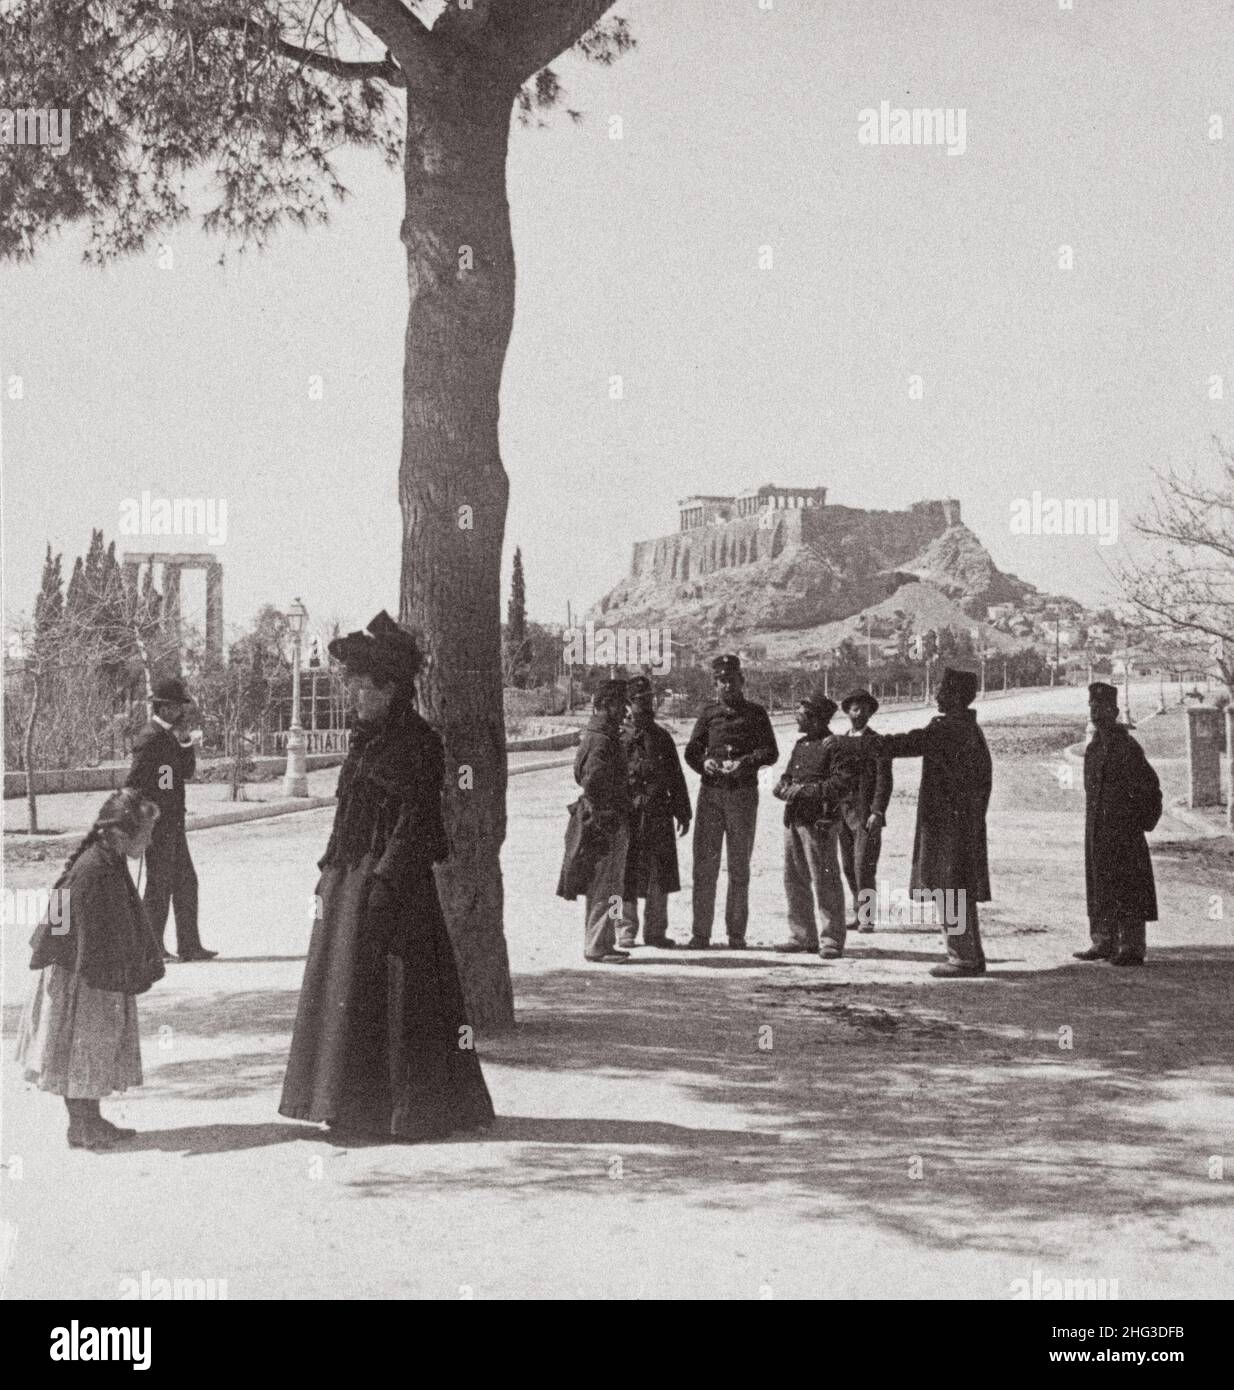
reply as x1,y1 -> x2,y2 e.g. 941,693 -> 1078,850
1084,725 -> 1161,923
279,699 -> 493,1140
556,715 -> 629,900
879,710 -> 993,901
28,840 -> 165,995
621,715 -> 691,898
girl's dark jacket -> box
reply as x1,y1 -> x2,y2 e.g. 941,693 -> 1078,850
28,840 -> 165,994
1084,724 -> 1161,922
878,710 -> 993,901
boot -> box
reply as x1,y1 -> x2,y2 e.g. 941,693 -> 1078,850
65,1099 -> 116,1151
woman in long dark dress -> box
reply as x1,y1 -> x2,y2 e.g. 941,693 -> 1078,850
279,611 -> 494,1140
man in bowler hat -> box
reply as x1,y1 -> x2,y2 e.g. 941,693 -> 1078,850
834,689 -> 892,933
617,675 -> 692,949
1074,682 -> 1162,966
684,655 -> 778,948
773,691 -> 855,958
874,667 -> 992,977
125,676 -> 216,961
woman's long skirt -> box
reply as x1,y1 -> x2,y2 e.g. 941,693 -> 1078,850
278,857 -> 495,1140
16,965 -> 142,1099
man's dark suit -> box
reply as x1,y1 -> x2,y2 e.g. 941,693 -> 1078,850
125,718 -> 203,956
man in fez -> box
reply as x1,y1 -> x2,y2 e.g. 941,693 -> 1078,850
125,676 -> 216,962
874,667 -> 992,977
834,689 -> 893,933
684,654 -> 779,949
772,691 -> 855,958
573,678 -> 633,963
1074,682 -> 1162,966
617,675 -> 692,949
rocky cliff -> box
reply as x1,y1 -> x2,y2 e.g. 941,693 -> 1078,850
589,499 -> 1039,656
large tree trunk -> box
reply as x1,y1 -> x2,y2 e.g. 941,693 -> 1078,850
399,58 -> 519,1031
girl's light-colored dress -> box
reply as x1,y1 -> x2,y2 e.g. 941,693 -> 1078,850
17,964 -> 142,1099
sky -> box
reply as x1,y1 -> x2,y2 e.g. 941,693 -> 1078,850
2,0 -> 1232,647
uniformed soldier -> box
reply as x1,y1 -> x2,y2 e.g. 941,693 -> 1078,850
684,655 -> 778,949
617,675 -> 692,949
772,691 -> 855,958
1074,681 -> 1162,966
834,689 -> 892,933
874,667 -> 992,977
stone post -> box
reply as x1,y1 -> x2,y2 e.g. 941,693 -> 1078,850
205,563 -> 224,662
162,562 -> 182,662
1185,705 -> 1222,808
1226,706 -> 1234,828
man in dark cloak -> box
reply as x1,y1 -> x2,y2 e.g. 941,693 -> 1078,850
279,611 -> 494,1140
875,667 -> 993,977
617,675 -> 691,949
1074,681 -> 1162,966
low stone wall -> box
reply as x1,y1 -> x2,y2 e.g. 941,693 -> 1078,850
4,753 -> 346,800
5,731 -> 580,798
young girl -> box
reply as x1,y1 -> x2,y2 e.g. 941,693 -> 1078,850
17,787 -> 165,1150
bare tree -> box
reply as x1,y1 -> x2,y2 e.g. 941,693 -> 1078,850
1118,438 -> 1234,694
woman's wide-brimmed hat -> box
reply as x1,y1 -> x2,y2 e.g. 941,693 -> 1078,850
328,610 -> 424,688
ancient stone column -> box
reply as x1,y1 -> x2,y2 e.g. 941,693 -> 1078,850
1185,705 -> 1222,807
206,563 -> 224,662
163,562 -> 182,655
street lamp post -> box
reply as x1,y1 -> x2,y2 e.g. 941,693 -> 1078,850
283,597 -> 309,798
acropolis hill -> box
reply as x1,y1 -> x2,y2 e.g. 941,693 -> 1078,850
590,483 -> 1040,658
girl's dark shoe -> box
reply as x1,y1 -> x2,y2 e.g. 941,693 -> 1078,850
67,1122 -> 117,1151
94,1118 -> 138,1140
1073,947 -> 1111,961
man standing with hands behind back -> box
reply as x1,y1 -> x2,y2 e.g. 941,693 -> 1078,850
125,676 -> 217,962
684,654 -> 778,950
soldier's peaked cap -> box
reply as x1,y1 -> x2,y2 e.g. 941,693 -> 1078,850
1088,681 -> 1119,705
711,654 -> 742,675
800,689 -> 839,721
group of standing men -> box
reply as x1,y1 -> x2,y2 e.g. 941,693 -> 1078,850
561,656 -> 1163,977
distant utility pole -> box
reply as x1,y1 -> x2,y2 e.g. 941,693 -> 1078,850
565,600 -> 574,712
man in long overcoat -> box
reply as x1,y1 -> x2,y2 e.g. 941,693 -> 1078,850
617,675 -> 691,949
572,679 -> 633,963
875,667 -> 992,977
125,676 -> 216,962
1074,681 -> 1162,966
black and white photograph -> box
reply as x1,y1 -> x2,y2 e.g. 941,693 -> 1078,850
1,0 -> 1231,1334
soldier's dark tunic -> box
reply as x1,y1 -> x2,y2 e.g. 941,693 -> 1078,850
1084,723 -> 1161,959
879,709 -> 992,966
279,699 -> 493,1139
